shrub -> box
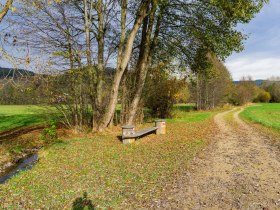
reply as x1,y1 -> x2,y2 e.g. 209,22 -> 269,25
257,91 -> 271,103
41,120 -> 58,143
145,78 -> 187,118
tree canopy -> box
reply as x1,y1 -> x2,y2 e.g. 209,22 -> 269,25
0,0 -> 268,131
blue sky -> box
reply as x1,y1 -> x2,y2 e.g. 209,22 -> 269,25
1,0 -> 279,80
225,0 -> 280,80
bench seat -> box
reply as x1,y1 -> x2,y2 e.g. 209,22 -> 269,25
122,127 -> 157,139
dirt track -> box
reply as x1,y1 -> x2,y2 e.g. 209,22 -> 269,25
0,125 -> 46,142
152,108 -> 280,209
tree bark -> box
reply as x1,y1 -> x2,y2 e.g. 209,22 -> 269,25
95,0 -> 105,124
83,0 -> 92,66
127,2 -> 161,124
98,0 -> 150,131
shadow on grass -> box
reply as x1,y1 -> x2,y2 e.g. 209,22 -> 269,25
173,104 -> 195,112
0,105 -> 60,133
117,135 -> 123,142
72,192 -> 95,210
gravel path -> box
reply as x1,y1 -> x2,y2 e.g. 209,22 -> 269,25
151,108 -> 280,209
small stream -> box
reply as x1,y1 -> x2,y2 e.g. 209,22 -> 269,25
0,154 -> 38,184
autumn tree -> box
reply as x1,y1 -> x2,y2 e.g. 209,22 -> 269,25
256,90 -> 271,103
263,83 -> 280,103
2,0 -> 268,132
119,0 -> 268,123
144,64 -> 188,118
190,49 -> 233,110
230,76 -> 259,105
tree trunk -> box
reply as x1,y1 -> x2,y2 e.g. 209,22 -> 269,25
120,67 -> 128,124
196,74 -> 200,110
94,0 -> 105,128
83,0 -> 92,66
98,0 -> 150,131
127,2 -> 160,124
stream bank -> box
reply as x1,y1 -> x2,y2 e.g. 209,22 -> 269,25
0,153 -> 38,184
0,128 -> 44,184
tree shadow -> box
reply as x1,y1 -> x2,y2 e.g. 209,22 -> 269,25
174,104 -> 195,112
72,192 -> 95,210
117,135 -> 123,142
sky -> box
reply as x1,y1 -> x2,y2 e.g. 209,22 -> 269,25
225,0 -> 280,80
1,0 -> 280,80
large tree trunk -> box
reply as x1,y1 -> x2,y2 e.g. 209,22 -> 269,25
83,0 -> 99,130
94,0 -> 105,128
127,3 -> 161,124
0,0 -> 13,23
98,0 -> 150,131
126,18 -> 150,125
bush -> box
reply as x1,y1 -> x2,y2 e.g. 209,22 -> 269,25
263,82 -> 280,102
230,77 -> 259,105
256,91 -> 271,103
145,76 -> 187,118
41,120 -> 58,143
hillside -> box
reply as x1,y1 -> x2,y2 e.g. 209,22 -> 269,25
234,79 -> 265,86
0,67 -> 35,79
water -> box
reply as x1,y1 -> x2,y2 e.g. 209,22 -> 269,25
0,154 -> 38,184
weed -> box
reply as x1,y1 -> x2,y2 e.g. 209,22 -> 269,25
41,120 -> 58,143
10,145 -> 23,154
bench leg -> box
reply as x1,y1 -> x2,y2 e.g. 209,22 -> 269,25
123,138 -> 135,144
155,120 -> 166,135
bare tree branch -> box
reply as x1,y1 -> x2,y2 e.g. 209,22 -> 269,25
0,0 -> 14,23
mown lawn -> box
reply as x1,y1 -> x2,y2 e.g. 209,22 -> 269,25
0,105 -> 56,132
0,107 -> 218,209
240,103 -> 280,131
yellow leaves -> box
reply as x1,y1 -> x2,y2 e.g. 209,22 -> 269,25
30,0 -> 61,8
48,0 -> 61,5
11,7 -> 16,12
0,111 -> 217,208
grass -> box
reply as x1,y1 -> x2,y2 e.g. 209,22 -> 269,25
0,105 -> 218,209
223,107 -> 241,128
240,103 -> 280,131
0,105 -> 56,132
170,103 -> 217,123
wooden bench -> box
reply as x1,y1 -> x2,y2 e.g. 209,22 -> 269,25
121,120 -> 166,144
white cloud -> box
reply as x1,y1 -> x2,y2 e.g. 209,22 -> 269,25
225,0 -> 280,81
225,56 -> 280,80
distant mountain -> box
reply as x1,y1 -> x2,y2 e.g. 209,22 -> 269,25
0,67 -> 35,79
234,79 -> 265,86
255,80 -> 265,86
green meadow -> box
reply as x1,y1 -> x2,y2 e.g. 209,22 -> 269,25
0,105 -> 56,132
240,103 -> 280,131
